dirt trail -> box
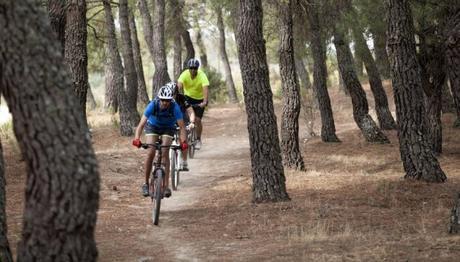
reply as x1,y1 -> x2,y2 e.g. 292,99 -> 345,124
93,104 -> 251,261
6,87 -> 460,261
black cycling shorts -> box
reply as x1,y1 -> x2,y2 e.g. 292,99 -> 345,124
185,95 -> 205,118
144,122 -> 175,138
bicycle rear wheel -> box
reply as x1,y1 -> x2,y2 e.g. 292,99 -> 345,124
152,169 -> 163,225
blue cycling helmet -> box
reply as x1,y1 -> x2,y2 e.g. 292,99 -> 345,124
187,58 -> 200,69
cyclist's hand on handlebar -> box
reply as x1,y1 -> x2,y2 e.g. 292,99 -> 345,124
132,139 -> 142,148
180,141 -> 188,151
188,122 -> 195,130
199,100 -> 207,108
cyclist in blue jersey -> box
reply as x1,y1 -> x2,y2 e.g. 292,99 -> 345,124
132,85 -> 188,198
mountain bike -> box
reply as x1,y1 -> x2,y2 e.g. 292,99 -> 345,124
169,127 -> 182,191
141,141 -> 181,225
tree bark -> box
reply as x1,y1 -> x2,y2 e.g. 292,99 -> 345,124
334,29 -> 389,143
152,0 -> 171,94
0,1 -> 100,259
65,0 -> 89,122
216,5 -> 238,103
103,0 -> 136,136
370,24 -> 391,79
47,0 -> 66,54
305,1 -> 340,142
137,0 -> 155,59
295,57 -> 312,90
119,0 -> 140,116
419,36 -> 446,155
237,0 -> 290,203
182,30 -> 195,69
129,10 -> 149,106
442,80 -> 455,113
0,142 -> 12,262
87,82 -> 97,110
445,10 -> 460,128
279,0 -> 305,171
386,0 -> 446,182
196,29 -> 208,69
171,0 -> 184,79
104,58 -> 118,112
352,26 -> 397,130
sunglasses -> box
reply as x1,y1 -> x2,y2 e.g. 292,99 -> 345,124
160,99 -> 172,102
189,67 -> 198,70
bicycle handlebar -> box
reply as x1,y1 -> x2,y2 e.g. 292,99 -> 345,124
140,143 -> 182,150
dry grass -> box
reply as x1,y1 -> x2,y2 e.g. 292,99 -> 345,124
5,82 -> 460,261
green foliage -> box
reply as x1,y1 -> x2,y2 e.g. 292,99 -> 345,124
205,67 -> 227,103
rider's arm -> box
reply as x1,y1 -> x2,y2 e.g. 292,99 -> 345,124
134,116 -> 148,140
201,85 -> 209,107
177,119 -> 187,144
177,81 -> 184,94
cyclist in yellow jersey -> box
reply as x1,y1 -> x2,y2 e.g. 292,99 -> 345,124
177,58 -> 209,149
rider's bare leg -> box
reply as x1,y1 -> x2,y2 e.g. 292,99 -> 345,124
144,135 -> 158,184
195,116 -> 203,139
161,135 -> 173,190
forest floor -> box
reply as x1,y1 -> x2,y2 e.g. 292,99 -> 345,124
4,83 -> 460,261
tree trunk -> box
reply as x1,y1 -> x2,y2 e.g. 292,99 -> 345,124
354,51 -> 365,78
216,5 -> 238,103
171,0 -> 184,79
370,24 -> 391,79
137,0 -> 155,59
173,35 -> 182,79
229,2 -> 240,50
129,10 -> 149,106
119,0 -> 140,121
279,0 -> 305,171
182,30 -> 195,69
386,0 -> 446,182
103,0 -> 136,136
237,0 -> 290,203
1,1 -> 100,259
295,57 -> 312,90
196,29 -> 208,69
65,0 -> 89,122
334,29 -> 389,143
306,1 -> 340,142
152,0 -> 171,94
419,38 -> 445,155
445,11 -> 460,128
442,80 -> 455,113
338,69 -> 348,95
449,193 -> 460,234
0,142 -> 12,262
352,26 -> 397,130
47,0 -> 66,54
87,82 -> 97,110
104,59 -> 118,112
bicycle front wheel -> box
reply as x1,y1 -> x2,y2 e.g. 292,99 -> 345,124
188,128 -> 196,159
175,150 -> 181,188
169,149 -> 177,190
152,169 -> 164,225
